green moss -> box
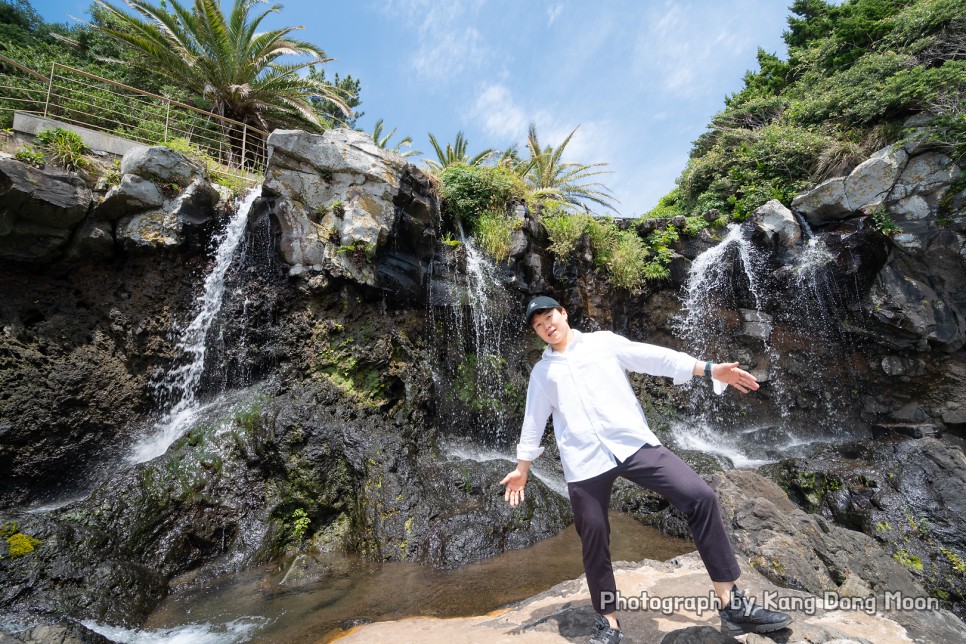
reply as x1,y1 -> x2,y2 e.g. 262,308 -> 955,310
894,548 -> 924,572
5,531 -> 41,558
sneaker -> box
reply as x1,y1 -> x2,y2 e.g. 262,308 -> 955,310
589,613 -> 624,644
719,587 -> 792,634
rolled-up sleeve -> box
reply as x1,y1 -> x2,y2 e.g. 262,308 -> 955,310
516,374 -> 551,462
609,332 -> 697,384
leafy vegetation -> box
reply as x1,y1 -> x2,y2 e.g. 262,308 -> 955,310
0,0 -> 361,146
36,126 -> 88,171
370,118 -> 418,158
93,0 -> 351,132
13,143 -> 43,166
665,0 -> 966,225
425,131 -> 495,171
522,124 -> 618,214
436,163 -> 526,232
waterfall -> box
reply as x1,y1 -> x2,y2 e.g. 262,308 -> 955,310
431,225 -> 517,448
130,188 -> 260,464
674,223 -> 789,408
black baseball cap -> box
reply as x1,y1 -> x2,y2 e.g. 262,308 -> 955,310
525,295 -> 561,326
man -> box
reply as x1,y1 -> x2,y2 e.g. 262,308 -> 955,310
500,296 -> 792,643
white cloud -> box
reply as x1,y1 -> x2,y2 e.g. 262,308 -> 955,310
412,27 -> 487,82
631,3 -> 755,98
469,83 -> 529,140
547,3 -> 563,26
377,0 -> 493,84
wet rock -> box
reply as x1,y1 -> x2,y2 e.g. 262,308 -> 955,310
750,199 -> 801,250
711,469 -> 923,599
767,438 -> 966,613
3,619 -> 115,644
869,422 -> 939,439
739,308 -> 772,341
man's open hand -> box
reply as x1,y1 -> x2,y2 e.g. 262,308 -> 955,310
500,468 -> 528,507
712,362 -> 760,394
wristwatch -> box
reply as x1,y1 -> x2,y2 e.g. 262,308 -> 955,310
704,361 -> 713,381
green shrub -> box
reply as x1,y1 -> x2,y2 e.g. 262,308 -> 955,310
475,210 -> 521,261
541,213 -> 591,260
289,508 -> 311,543
438,163 -> 525,231
14,144 -> 44,167
604,229 -> 649,290
36,127 -> 89,171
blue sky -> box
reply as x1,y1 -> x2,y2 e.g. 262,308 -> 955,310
34,0 -> 804,215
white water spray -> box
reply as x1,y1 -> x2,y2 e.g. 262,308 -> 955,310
130,189 -> 259,463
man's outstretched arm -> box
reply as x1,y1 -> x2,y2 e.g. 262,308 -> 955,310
693,361 -> 760,394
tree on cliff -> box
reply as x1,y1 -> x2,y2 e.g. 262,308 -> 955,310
425,131 -> 495,170
523,123 -> 618,214
370,118 -> 418,158
93,0 -> 352,136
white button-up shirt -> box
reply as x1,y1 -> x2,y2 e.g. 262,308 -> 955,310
516,329 -> 699,483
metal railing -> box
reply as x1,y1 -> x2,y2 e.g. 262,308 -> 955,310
0,54 -> 267,180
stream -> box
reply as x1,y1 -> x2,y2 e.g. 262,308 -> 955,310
84,513 -> 694,643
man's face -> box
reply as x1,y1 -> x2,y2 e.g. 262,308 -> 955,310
531,307 -> 570,346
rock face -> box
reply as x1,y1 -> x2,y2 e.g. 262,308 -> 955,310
768,438 -> 966,611
2,125 -> 966,642
0,145 -> 224,262
263,128 -> 438,294
792,145 -> 965,352
713,469 -> 923,599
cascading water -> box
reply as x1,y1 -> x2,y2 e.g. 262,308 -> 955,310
674,223 -> 789,408
431,226 -> 521,449
671,218 -> 867,465
130,188 -> 260,463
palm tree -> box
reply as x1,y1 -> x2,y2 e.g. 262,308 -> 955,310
424,131 -> 495,171
524,123 -> 618,213
94,0 -> 351,164
370,118 -> 419,158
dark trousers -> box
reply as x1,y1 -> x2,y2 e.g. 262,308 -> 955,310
567,444 -> 741,614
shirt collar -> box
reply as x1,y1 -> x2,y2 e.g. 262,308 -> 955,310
542,329 -> 582,360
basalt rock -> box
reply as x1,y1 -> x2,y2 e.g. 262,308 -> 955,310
262,128 -> 438,295
712,469 -> 925,601
765,438 -> 966,615
0,158 -> 92,263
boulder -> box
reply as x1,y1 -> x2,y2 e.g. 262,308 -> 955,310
792,177 -> 850,226
711,469 -> 924,599
263,128 -> 438,289
121,146 -> 205,188
843,146 -> 907,213
0,158 -> 92,262
770,439 -> 966,611
115,209 -> 182,251
94,174 -> 164,221
751,199 -> 801,250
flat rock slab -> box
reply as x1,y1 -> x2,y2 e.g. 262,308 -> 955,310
334,553 -> 939,643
